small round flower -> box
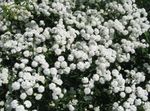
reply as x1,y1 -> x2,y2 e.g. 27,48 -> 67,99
68,54 -> 74,61
84,87 -> 91,95
14,63 -> 20,69
113,102 -> 119,109
54,87 -> 62,95
41,63 -> 49,69
64,67 -> 71,74
53,77 -> 63,86
40,20 -> 45,26
24,100 -> 32,108
35,94 -> 42,100
123,102 -> 130,109
125,87 -> 132,93
113,87 -> 120,93
26,88 -> 33,96
135,99 -> 142,106
52,94 -> 58,100
31,61 -> 38,67
12,82 -> 20,90
58,56 -> 65,62
120,92 -> 126,98
82,77 -> 89,84
11,100 -> 18,109
59,93 -> 64,98
21,59 -> 29,64
94,106 -> 100,111
36,47 -> 43,53
38,85 -> 45,93
84,62 -> 91,69
112,69 -> 119,77
43,68 -> 50,75
117,106 -> 124,111
55,48 -> 62,55
61,61 -> 68,68
99,77 -> 105,84
69,63 -> 76,70
93,74 -> 99,81
49,83 -> 56,90
16,105 -> 25,111
20,93 -> 27,100
54,61 -> 61,68
0,101 -> 4,106
50,67 -> 58,76
23,50 -> 30,57
68,104 -> 75,111
20,63 -> 25,69
77,62 -> 85,71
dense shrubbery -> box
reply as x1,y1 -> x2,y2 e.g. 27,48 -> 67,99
0,0 -> 150,111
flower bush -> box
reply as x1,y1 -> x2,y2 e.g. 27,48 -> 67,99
0,0 -> 150,111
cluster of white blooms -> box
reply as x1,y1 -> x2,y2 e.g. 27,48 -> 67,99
0,68 -> 8,86
0,0 -> 150,110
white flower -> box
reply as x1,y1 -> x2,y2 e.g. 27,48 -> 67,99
94,106 -> 100,111
31,61 -> 38,67
23,50 -> 30,57
54,61 -> 61,68
99,77 -> 105,84
36,47 -> 43,53
52,93 -> 58,100
24,100 -> 32,108
82,77 -> 89,84
38,85 -> 45,93
93,74 -> 99,81
143,102 -> 150,110
58,56 -> 65,62
117,106 -> 124,111
21,81 -> 32,90
54,87 -> 62,95
11,100 -> 18,109
125,87 -> 132,93
43,68 -> 50,75
84,62 -> 91,69
69,63 -> 76,70
60,61 -> 68,68
68,54 -> 74,61
77,62 -> 85,71
68,104 -> 75,111
49,83 -> 56,90
22,72 -> 32,80
120,92 -> 126,98
53,77 -> 63,86
12,82 -> 20,90
135,99 -> 142,106
20,93 -> 27,100
0,0 -> 150,110
50,67 -> 58,76
19,63 -> 25,69
16,105 -> 25,111
21,59 -> 29,64
40,20 -> 45,26
112,69 -> 119,77
84,87 -> 91,95
0,101 -> 4,106
64,67 -> 71,74
14,63 -> 20,69
26,88 -> 33,95
55,48 -> 62,55
35,94 -> 42,100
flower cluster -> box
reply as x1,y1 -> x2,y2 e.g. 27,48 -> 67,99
0,0 -> 150,111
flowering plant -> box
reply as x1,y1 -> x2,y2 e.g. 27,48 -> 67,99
0,0 -> 150,111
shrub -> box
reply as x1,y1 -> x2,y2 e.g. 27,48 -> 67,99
0,0 -> 150,111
